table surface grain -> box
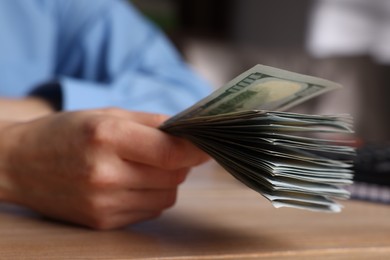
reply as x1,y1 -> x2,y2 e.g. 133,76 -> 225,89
1,162 -> 390,259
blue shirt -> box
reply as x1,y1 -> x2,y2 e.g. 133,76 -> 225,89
0,0 -> 211,114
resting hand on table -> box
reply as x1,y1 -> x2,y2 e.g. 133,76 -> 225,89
0,107 -> 208,229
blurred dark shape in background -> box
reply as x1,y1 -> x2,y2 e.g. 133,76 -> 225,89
133,0 -> 390,201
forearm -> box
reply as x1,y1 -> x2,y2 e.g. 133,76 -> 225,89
0,97 -> 54,121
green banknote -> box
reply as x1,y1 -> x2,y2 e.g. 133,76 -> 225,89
163,64 -> 341,127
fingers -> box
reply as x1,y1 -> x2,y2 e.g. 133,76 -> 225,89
83,108 -> 209,170
111,120 -> 209,170
82,189 -> 177,229
88,211 -> 161,230
121,162 -> 189,189
96,160 -> 190,190
7,109 -> 200,230
95,108 -> 169,128
84,189 -> 178,215
124,189 -> 178,212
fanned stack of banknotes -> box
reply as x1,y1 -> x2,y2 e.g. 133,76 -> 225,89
160,64 -> 355,213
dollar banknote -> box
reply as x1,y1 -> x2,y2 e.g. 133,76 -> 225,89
161,64 -> 355,212
163,64 -> 341,126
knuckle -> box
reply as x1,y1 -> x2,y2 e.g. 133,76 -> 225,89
84,165 -> 117,190
85,196 -> 108,213
82,117 -> 116,147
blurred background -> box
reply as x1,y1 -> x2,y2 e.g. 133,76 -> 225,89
133,0 -> 390,202
133,0 -> 390,143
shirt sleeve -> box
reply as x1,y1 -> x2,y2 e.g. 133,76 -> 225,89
55,0 -> 211,115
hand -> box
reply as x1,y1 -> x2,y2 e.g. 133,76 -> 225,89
0,97 -> 54,121
0,108 -> 209,229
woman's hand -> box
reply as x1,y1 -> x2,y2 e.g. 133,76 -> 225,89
0,108 -> 209,229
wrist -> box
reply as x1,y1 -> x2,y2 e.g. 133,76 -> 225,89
0,97 -> 54,121
24,97 -> 55,117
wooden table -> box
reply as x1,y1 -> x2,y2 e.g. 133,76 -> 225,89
1,161 -> 390,259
